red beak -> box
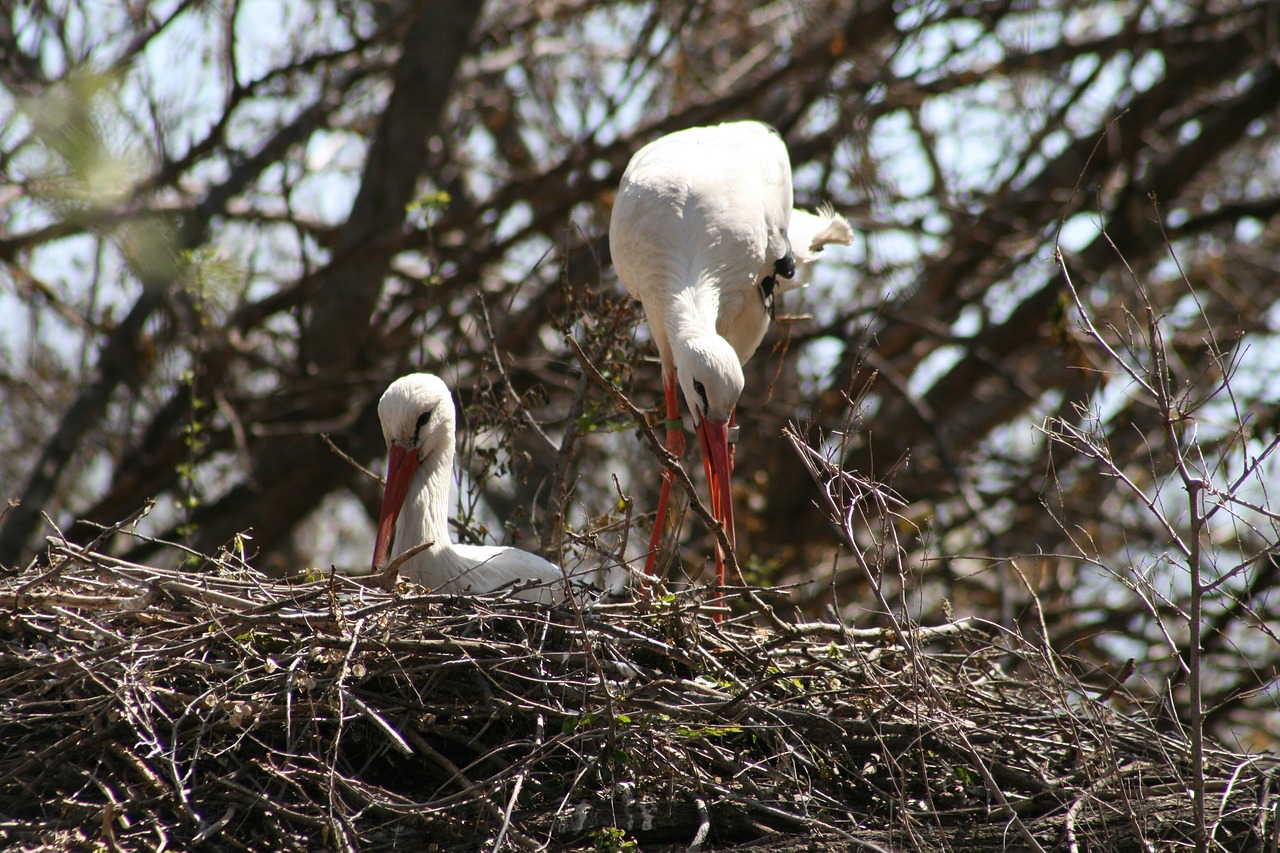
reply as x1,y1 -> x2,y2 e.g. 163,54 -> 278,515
372,443 -> 421,572
695,416 -> 736,588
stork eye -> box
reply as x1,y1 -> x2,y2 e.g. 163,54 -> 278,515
693,379 -> 710,415
414,410 -> 432,437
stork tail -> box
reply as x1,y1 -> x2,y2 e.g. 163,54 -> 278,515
787,205 -> 854,267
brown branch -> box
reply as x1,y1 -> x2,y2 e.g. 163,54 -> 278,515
564,333 -> 739,586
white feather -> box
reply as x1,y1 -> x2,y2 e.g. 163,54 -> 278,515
376,374 -> 565,604
782,204 -> 854,291
610,120 -> 851,422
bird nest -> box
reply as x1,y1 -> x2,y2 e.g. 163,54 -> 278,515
1,538 -> 1276,852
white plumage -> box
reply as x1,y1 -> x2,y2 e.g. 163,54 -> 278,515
371,373 -> 565,603
609,120 -> 853,586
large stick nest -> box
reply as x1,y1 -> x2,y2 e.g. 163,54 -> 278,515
1,538 -> 1277,852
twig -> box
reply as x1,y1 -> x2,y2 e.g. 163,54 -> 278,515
565,333 -> 739,581
321,433 -> 383,485
364,540 -> 434,590
18,503 -> 154,601
0,537 -> 1271,850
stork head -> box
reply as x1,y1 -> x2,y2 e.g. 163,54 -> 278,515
372,373 -> 455,572
672,335 -> 741,559
673,336 -> 744,428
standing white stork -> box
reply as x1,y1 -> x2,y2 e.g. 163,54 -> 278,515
609,120 -> 853,591
371,373 -> 566,604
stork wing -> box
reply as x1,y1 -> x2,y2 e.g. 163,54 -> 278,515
611,121 -> 794,293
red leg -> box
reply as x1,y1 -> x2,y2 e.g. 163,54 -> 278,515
641,371 -> 684,592
728,407 -> 737,474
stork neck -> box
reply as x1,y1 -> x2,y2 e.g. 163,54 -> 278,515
394,442 -> 455,560
666,276 -> 721,345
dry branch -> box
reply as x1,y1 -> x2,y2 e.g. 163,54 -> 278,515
0,537 -> 1276,851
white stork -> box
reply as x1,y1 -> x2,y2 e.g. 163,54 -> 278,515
609,120 -> 853,591
371,373 -> 566,603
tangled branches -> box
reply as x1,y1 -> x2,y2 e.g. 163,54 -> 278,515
0,536 -> 1275,851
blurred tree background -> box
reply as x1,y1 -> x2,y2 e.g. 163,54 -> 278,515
2,0 -> 1278,748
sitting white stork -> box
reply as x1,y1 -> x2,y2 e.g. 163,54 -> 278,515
609,120 -> 853,591
371,373 -> 566,603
